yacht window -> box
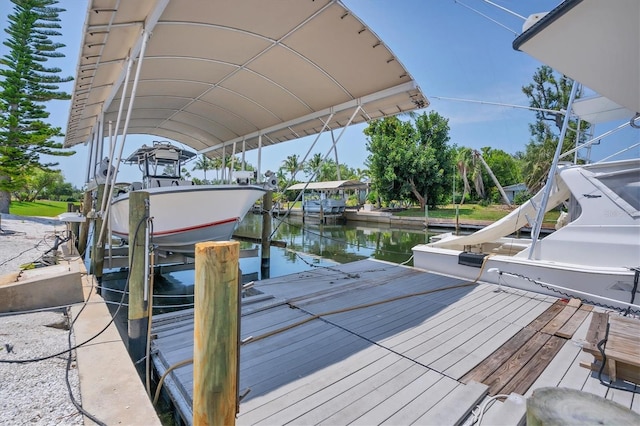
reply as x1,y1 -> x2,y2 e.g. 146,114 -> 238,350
597,171 -> 640,212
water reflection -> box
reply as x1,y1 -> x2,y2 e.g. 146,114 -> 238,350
101,212 -> 442,317
236,213 -> 437,279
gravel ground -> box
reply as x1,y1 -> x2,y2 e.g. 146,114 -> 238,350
0,214 -> 84,425
0,214 -> 68,276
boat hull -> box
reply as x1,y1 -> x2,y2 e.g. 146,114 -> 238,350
413,244 -> 639,312
110,185 -> 266,253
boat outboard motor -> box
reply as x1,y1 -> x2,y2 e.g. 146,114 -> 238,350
95,157 -> 115,184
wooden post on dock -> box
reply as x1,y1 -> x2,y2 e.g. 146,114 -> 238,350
261,191 -> 272,279
128,191 -> 149,377
78,190 -> 92,256
424,193 -> 429,232
193,241 -> 240,426
67,203 -> 80,247
90,184 -> 106,284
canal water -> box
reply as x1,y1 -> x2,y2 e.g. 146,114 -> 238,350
101,212 -> 443,315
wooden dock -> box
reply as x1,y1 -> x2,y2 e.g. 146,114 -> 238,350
150,259 -> 640,425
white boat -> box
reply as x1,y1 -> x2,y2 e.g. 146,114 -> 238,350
413,0 -> 640,313
413,159 -> 640,311
109,142 -> 267,253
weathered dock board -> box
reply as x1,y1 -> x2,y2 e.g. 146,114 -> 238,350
150,259 -> 640,425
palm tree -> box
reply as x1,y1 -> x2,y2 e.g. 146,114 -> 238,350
192,155 -> 213,182
305,153 -> 323,180
211,157 -> 223,182
473,150 -> 512,205
354,167 -> 369,182
455,148 -> 487,203
282,154 -> 303,181
455,148 -> 473,204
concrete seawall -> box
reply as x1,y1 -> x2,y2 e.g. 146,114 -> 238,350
272,207 -> 553,233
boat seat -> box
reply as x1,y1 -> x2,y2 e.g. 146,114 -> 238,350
151,178 -> 177,187
130,181 -> 143,191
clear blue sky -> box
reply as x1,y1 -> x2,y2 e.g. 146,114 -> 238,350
3,0 -> 638,187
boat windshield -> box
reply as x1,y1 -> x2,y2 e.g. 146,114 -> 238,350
594,168 -> 640,216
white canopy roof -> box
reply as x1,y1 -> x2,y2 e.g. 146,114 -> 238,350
572,96 -> 635,125
513,0 -> 639,115
287,180 -> 367,191
65,0 -> 428,157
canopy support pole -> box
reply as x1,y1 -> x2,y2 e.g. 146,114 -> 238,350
222,144 -> 227,182
528,80 -> 579,260
230,141 -> 237,184
331,129 -> 341,181
257,134 -> 262,182
241,138 -> 246,171
98,30 -> 150,246
84,128 -> 96,184
287,112 -> 335,185
270,107 -> 359,239
98,54 -> 133,216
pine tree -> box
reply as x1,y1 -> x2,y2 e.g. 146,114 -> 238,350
0,0 -> 73,213
521,66 -> 590,192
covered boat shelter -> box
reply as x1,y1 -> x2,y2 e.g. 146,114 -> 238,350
65,0 -> 428,185
287,180 -> 369,223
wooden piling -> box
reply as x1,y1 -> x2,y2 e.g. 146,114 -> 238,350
128,191 -> 149,377
90,184 -> 106,283
193,241 -> 240,426
78,190 -> 92,256
67,202 -> 80,246
261,191 -> 272,279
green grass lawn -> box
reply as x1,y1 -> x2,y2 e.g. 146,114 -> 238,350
9,200 -> 78,217
7,199 -> 560,227
394,204 -> 561,226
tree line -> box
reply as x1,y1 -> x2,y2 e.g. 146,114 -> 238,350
1,1 -> 585,214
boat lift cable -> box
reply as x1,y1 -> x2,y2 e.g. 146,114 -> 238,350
481,0 -> 526,21
64,275 -> 107,426
431,96 -> 564,115
145,218 -> 155,397
496,270 -> 640,316
270,107 -> 361,240
625,268 -> 640,317
454,0 -> 518,35
265,112 -> 336,233
596,324 -> 640,394
244,255 -> 495,346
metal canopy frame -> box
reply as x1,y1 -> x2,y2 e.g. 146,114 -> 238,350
66,0 -> 428,167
